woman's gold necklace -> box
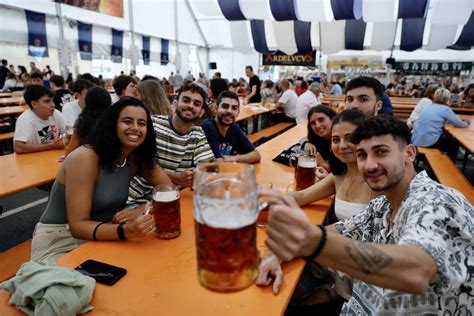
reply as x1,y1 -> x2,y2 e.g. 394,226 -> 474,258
344,173 -> 360,200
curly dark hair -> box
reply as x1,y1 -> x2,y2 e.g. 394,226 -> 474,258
346,76 -> 384,101
351,114 -> 411,149
176,82 -> 207,104
88,97 -> 156,172
328,109 -> 366,175
23,84 -> 54,108
75,87 -> 111,144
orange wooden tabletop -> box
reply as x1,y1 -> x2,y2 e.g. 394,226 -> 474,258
445,115 -> 474,153
0,124 -> 330,315
0,106 -> 27,116
236,104 -> 276,122
0,97 -> 22,106
0,150 -> 64,198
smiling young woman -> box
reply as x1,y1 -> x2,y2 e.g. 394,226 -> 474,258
31,97 -> 172,263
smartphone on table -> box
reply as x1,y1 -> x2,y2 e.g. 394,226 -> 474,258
75,259 -> 127,285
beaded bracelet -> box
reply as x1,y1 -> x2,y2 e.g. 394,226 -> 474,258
304,224 -> 327,262
92,222 -> 106,241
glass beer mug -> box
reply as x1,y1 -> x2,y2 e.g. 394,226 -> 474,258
193,162 -> 259,292
294,154 -> 317,191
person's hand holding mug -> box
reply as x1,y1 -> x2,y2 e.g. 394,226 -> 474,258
123,212 -> 156,238
304,142 -> 317,156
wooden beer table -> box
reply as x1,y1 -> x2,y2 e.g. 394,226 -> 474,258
0,106 -> 27,116
0,124 -> 330,315
0,97 -> 22,106
0,150 -> 64,198
445,114 -> 474,152
237,104 -> 276,122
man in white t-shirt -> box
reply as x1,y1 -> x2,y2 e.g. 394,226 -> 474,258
14,85 -> 66,154
295,82 -> 321,124
275,79 -> 297,121
61,79 -> 93,127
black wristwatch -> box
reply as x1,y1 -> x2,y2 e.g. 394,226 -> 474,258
117,223 -> 127,240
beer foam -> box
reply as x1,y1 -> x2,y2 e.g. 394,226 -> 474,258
298,160 -> 317,168
153,191 -> 179,202
194,196 -> 257,229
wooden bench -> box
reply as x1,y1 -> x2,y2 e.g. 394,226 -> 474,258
424,153 -> 474,204
417,147 -> 442,155
247,122 -> 294,144
0,132 -> 14,141
0,239 -> 32,281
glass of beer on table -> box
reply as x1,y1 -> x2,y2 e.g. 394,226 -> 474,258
256,182 -> 273,227
193,162 -> 259,292
150,184 -> 181,239
295,154 -> 317,191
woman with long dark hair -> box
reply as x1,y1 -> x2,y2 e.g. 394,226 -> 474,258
65,86 -> 111,156
258,110 -> 377,301
300,105 -> 337,172
31,97 -> 172,263
293,109 -> 374,220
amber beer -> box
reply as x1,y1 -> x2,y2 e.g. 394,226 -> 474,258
295,158 -> 317,191
152,188 -> 181,239
195,219 -> 258,292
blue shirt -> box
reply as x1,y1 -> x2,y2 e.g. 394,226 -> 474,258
412,104 -> 468,147
330,83 -> 343,95
379,93 -> 393,114
201,119 -> 255,158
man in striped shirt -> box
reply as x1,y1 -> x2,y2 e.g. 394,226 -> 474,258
128,83 -> 214,206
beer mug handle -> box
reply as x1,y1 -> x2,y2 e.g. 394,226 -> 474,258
289,153 -> 298,168
144,201 -> 153,215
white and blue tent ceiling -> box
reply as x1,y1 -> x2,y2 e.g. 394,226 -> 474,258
190,0 -> 474,55
0,0 -> 473,63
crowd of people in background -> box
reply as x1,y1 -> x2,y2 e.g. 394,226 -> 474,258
0,57 -> 472,314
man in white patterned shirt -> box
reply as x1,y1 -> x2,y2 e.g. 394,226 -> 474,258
259,115 -> 473,314
128,83 -> 214,206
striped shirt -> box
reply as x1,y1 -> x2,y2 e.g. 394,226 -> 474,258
128,115 -> 214,202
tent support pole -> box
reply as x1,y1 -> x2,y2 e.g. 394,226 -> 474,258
55,2 -> 68,77
129,0 -> 137,72
184,0 -> 210,76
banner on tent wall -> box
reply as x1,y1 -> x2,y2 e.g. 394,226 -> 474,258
327,56 -> 384,71
393,61 -> 472,75
111,29 -> 123,63
25,10 -> 49,58
142,36 -> 150,65
55,0 -> 124,18
161,39 -> 169,65
262,51 -> 316,66
78,22 -> 93,61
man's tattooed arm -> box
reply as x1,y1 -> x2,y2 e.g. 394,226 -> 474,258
344,241 -> 393,274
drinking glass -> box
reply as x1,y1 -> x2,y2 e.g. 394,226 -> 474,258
151,184 -> 181,239
193,162 -> 259,292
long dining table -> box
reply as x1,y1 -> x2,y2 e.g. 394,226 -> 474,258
0,96 -> 22,106
0,149 -> 64,198
445,114 -> 474,170
0,123 -> 330,315
0,105 -> 27,116
0,124 -> 331,315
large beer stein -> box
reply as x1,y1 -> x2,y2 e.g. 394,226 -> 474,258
295,154 -> 317,191
193,162 -> 259,292
151,184 -> 181,239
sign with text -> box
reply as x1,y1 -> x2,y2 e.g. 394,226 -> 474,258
262,51 -> 316,66
393,62 -> 472,75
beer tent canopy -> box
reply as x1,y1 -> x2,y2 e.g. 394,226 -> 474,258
0,0 -> 473,78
